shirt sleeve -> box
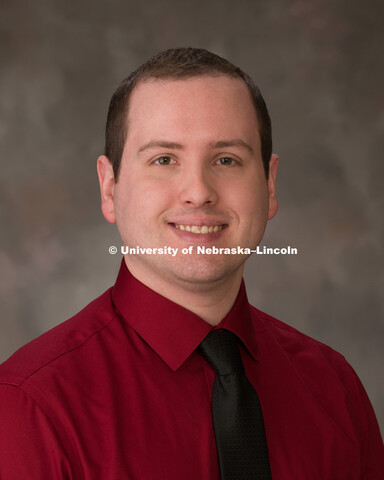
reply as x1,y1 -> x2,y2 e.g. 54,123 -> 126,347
0,384 -> 73,479
339,360 -> 384,480
354,375 -> 384,480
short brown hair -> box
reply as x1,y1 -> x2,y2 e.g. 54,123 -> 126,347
105,47 -> 272,179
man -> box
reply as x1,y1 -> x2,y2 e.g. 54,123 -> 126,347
0,48 -> 382,479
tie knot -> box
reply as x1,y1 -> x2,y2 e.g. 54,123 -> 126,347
198,330 -> 244,375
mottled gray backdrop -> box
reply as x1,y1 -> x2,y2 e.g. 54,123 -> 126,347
1,1 -> 383,434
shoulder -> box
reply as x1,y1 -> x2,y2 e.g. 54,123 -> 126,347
250,305 -> 379,428
251,305 -> 350,370
249,305 -> 368,411
0,288 -> 118,387
251,306 -> 384,472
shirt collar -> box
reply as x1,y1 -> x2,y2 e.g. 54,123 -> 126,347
111,259 -> 259,371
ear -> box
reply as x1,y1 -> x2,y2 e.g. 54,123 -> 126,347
267,154 -> 278,220
97,155 -> 116,224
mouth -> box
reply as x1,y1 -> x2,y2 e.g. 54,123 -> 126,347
169,223 -> 226,234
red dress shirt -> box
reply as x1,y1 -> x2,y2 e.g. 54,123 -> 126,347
0,260 -> 383,479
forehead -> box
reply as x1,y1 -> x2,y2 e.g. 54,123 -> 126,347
125,75 -> 259,145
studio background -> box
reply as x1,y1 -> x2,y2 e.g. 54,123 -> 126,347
1,1 -> 383,434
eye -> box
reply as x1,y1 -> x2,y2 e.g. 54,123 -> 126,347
215,156 -> 238,166
154,156 -> 176,165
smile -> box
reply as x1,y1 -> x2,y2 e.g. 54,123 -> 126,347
173,224 -> 224,234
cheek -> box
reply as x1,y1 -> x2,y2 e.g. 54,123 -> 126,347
115,176 -> 172,224
231,179 -> 269,220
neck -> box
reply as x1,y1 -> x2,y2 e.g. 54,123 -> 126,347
124,257 -> 244,326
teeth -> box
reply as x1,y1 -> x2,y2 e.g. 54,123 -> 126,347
174,224 -> 223,234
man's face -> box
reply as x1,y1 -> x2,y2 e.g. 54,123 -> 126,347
98,75 -> 278,289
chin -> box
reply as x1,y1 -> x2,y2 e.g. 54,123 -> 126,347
167,256 -> 247,287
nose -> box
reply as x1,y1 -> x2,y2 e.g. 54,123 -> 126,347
179,168 -> 218,208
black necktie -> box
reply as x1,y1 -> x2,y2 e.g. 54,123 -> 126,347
198,329 -> 272,480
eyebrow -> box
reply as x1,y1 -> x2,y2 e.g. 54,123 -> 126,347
137,139 -> 254,155
138,141 -> 184,154
211,139 -> 254,155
